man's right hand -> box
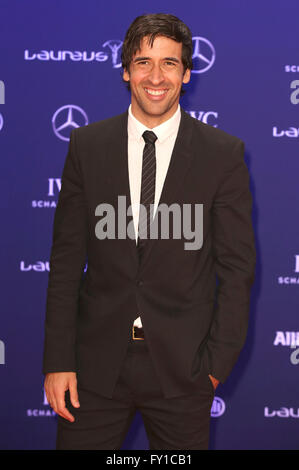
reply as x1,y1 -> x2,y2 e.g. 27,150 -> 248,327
44,372 -> 80,422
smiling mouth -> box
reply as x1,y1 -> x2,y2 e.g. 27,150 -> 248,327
144,87 -> 168,96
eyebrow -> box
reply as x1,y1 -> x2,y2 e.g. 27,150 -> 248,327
133,56 -> 180,63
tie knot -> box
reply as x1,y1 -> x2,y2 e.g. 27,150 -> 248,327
142,130 -> 157,145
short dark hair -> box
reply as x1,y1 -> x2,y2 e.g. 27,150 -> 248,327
121,13 -> 193,94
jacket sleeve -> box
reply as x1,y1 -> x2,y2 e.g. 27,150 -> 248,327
42,129 -> 88,374
202,139 -> 256,383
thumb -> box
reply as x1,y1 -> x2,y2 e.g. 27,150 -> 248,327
69,378 -> 80,408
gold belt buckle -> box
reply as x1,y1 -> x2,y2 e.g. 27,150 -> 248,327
132,326 -> 145,340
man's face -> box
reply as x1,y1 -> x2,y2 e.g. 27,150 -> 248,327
123,35 -> 191,127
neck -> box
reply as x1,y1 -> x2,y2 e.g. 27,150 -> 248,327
130,103 -> 179,128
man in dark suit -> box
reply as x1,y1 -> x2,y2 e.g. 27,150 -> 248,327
43,13 -> 256,450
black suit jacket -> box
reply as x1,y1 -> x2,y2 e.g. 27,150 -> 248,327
43,108 -> 256,399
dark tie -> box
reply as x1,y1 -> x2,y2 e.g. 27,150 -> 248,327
137,130 -> 158,260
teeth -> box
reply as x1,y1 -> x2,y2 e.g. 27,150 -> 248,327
145,88 -> 167,96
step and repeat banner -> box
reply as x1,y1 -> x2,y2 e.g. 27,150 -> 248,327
0,0 -> 298,450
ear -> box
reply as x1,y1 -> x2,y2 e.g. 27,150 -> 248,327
182,68 -> 191,84
123,68 -> 130,82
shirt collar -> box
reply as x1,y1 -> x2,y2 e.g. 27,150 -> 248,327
128,104 -> 181,144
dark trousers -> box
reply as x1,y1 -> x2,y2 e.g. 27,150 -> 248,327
56,337 -> 215,450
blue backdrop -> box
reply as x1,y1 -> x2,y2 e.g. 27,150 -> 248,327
1,0 -> 298,450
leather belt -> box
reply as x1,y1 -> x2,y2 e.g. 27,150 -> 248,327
132,325 -> 145,340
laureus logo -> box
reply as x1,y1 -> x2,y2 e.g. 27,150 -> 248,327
24,39 -> 123,67
102,40 -> 123,68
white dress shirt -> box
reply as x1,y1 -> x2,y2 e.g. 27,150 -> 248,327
127,104 -> 181,328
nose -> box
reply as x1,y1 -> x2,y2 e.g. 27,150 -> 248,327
148,63 -> 164,85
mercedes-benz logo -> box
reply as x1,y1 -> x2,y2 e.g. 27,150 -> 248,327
211,396 -> 226,417
192,37 -> 216,74
52,105 -> 89,141
0,113 -> 3,131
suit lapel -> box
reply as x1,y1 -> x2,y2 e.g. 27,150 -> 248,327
140,108 -> 195,270
104,111 -> 139,268
103,108 -> 195,271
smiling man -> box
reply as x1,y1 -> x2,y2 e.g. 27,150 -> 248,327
43,13 -> 256,450
123,35 -> 190,127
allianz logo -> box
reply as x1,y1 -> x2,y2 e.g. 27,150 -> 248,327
264,407 -> 299,418
0,340 -> 5,365
0,80 -> 4,104
211,396 -> 225,417
20,261 -> 50,272
273,331 -> 299,347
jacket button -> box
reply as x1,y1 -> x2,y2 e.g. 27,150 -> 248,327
137,280 -> 143,287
